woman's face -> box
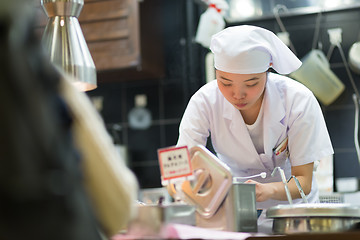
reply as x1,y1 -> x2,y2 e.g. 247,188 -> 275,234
216,70 -> 267,111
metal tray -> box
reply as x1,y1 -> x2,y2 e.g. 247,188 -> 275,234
267,203 -> 360,218
267,203 -> 360,234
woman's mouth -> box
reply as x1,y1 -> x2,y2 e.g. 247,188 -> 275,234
235,103 -> 247,108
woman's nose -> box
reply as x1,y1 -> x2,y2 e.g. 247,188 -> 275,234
233,88 -> 245,99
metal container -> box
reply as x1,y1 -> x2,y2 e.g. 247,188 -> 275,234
181,146 -> 258,232
133,203 -> 196,234
195,182 -> 258,232
267,203 -> 360,234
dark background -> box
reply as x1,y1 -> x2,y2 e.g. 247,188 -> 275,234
87,0 -> 360,189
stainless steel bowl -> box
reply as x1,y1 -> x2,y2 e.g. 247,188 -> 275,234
132,203 -> 196,234
267,203 -> 360,234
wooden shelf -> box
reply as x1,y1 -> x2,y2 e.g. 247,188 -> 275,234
34,0 -> 165,81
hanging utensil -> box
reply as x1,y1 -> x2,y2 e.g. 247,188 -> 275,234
273,4 -> 297,55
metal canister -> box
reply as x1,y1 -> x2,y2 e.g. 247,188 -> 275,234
181,146 -> 258,232
195,182 -> 258,232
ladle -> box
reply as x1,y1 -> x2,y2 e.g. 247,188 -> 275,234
233,172 -> 266,183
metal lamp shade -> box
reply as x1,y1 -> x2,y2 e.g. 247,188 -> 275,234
41,0 -> 97,91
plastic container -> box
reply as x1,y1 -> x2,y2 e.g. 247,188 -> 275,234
290,49 -> 345,106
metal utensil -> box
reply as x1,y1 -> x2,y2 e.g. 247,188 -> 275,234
233,172 -> 267,183
288,175 -> 308,203
272,167 -> 293,205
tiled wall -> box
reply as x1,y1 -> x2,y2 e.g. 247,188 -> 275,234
88,1 -> 360,189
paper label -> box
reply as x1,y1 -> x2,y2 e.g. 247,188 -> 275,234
157,146 -> 192,185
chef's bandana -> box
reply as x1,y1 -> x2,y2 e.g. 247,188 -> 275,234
210,25 -> 302,74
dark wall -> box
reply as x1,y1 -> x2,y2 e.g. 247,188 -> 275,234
88,1 -> 360,189
87,0 -> 205,188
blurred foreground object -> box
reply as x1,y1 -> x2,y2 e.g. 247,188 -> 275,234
0,1 -> 100,239
41,0 -> 97,91
0,0 -> 137,238
59,74 -> 139,236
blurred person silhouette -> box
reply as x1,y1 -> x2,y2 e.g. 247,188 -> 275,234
0,1 -> 138,239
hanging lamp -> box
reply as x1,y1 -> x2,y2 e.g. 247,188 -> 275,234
41,0 -> 97,91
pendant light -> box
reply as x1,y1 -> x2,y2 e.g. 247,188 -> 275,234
41,0 -> 97,91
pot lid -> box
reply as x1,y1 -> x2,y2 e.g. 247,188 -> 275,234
181,145 -> 233,218
267,203 -> 360,218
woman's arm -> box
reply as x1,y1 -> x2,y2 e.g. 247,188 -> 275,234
177,94 -> 211,148
245,162 -> 314,202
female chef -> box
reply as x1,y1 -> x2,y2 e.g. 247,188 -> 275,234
176,25 -> 334,233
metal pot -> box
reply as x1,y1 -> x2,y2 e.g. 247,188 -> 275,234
131,203 -> 196,234
266,203 -> 360,234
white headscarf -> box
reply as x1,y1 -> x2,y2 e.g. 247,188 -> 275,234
210,25 -> 302,74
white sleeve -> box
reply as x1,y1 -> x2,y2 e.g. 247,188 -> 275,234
177,93 -> 211,149
287,91 -> 334,166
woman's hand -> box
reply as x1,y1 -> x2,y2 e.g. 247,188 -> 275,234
244,180 -> 275,202
245,162 -> 315,202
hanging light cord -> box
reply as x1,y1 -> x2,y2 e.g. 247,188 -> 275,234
333,43 -> 360,164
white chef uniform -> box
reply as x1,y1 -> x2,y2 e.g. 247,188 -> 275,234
176,25 -> 334,233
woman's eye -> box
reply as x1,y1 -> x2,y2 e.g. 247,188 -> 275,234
247,82 -> 258,87
222,82 -> 232,87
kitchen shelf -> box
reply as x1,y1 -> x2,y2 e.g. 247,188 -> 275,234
34,0 -> 165,81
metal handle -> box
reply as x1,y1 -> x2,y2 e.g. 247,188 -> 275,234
272,167 -> 293,205
288,175 -> 308,203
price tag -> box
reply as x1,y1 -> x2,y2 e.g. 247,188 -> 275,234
157,146 -> 193,186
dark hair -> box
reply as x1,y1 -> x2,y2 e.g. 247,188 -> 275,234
0,1 -> 101,239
